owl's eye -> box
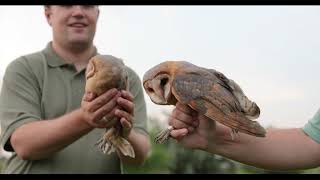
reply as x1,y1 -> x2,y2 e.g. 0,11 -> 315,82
147,87 -> 154,93
160,78 -> 168,87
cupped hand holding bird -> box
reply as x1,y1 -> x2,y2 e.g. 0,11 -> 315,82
81,89 -> 134,137
169,102 -> 242,152
82,55 -> 136,157
168,102 -> 214,150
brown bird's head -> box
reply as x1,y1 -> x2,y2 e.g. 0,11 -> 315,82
143,61 -> 189,105
85,55 -> 128,96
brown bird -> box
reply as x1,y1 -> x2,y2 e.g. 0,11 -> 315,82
143,61 -> 266,144
85,55 -> 135,158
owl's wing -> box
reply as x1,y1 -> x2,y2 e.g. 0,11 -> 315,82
207,69 -> 260,120
171,73 -> 266,137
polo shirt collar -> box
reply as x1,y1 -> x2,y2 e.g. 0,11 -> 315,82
43,42 -> 98,68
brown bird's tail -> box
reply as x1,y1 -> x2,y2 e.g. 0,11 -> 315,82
95,127 -> 135,158
189,99 -> 266,138
211,109 -> 266,138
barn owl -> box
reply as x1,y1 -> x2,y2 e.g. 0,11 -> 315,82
143,61 -> 266,144
85,55 -> 135,158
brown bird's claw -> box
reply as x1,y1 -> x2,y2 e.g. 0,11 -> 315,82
95,136 -> 108,153
230,129 -> 239,141
154,126 -> 174,144
95,128 -> 115,154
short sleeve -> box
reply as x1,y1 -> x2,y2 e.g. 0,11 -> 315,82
303,108 -> 320,144
0,57 -> 42,152
126,67 -> 149,137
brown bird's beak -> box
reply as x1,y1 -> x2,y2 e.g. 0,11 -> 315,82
86,60 -> 96,80
151,78 -> 166,103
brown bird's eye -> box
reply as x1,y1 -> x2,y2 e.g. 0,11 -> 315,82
147,87 -> 154,93
160,78 -> 168,87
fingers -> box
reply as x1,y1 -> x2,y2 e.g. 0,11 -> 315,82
97,116 -> 120,128
115,109 -> 132,124
120,117 -> 132,137
93,95 -> 119,123
169,116 -> 195,134
96,107 -> 119,128
120,90 -> 133,102
82,89 -> 135,129
170,128 -> 188,140
171,108 -> 197,127
117,97 -> 134,115
82,92 -> 97,102
176,102 -> 194,116
169,116 -> 188,129
117,90 -> 134,115
97,105 -> 134,129
168,104 -> 199,135
88,89 -> 119,112
120,117 -> 132,131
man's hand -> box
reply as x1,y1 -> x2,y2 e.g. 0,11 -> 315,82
115,90 -> 135,138
169,102 -> 217,150
81,88 -> 121,128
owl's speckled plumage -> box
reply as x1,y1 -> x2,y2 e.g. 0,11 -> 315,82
143,61 -> 266,143
85,55 -> 135,157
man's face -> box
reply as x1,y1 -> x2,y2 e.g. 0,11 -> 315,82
45,5 -> 99,47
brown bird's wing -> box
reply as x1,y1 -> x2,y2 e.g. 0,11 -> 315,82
207,69 -> 261,120
171,73 -> 266,137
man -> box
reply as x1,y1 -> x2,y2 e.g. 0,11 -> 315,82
168,102 -> 320,171
0,5 -> 150,173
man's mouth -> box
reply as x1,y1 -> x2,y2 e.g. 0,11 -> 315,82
69,23 -> 88,28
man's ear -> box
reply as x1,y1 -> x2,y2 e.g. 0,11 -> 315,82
44,6 -> 52,26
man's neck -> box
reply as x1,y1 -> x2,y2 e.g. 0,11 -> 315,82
52,41 -> 96,72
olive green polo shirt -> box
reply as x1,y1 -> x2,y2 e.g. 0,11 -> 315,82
303,109 -> 320,144
0,42 -> 148,174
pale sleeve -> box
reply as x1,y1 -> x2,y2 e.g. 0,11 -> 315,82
303,108 -> 320,144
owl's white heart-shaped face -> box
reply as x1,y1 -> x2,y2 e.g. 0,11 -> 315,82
143,72 -> 172,105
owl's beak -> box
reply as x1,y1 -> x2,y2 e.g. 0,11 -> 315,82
86,60 -> 96,80
163,81 -> 171,103
151,78 -> 167,103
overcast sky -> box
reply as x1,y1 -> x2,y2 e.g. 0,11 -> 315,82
1,5 -> 320,128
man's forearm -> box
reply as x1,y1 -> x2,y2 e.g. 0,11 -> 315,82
10,109 -> 93,160
209,128 -> 320,171
117,129 -> 150,165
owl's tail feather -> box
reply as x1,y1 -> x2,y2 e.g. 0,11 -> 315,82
95,128 -> 135,158
112,136 -> 135,158
189,99 -> 266,138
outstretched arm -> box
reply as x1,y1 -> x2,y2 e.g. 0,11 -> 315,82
169,102 -> 320,171
209,127 -> 320,171
10,90 -> 121,160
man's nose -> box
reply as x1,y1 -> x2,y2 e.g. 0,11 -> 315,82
71,5 -> 85,18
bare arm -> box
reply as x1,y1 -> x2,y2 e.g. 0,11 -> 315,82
209,127 -> 320,171
10,109 -> 92,160
10,89 -> 120,160
169,102 -> 320,171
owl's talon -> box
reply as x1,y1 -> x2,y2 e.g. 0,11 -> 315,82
230,129 -> 239,141
95,136 -> 109,154
155,126 -> 174,144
